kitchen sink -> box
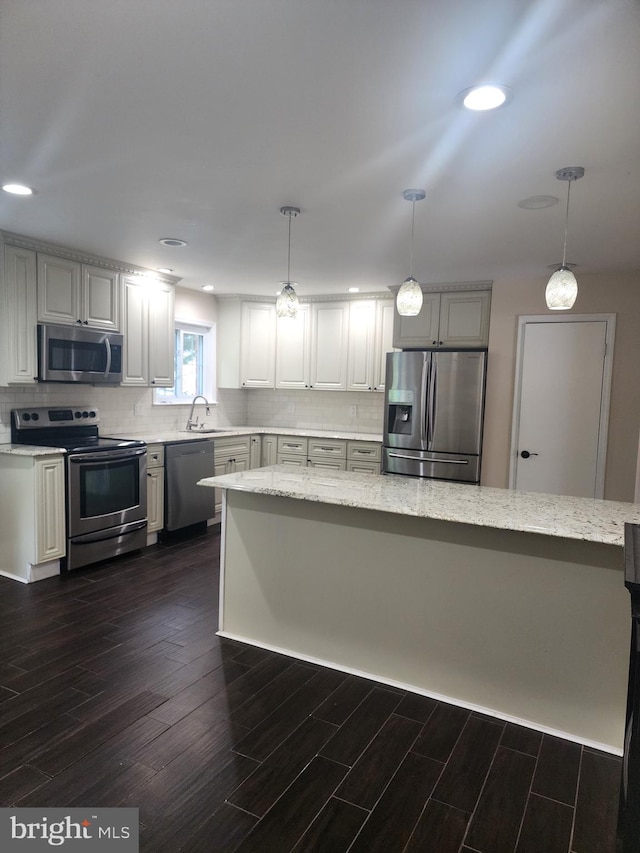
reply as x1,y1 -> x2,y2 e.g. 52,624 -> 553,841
182,428 -> 233,434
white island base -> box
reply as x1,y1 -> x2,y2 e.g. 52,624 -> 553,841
210,474 -> 633,755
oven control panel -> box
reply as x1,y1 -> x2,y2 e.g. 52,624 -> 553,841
12,407 -> 99,429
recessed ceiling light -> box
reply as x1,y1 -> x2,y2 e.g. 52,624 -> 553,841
158,238 -> 188,247
518,195 -> 559,210
201,285 -> 215,292
348,287 -> 360,293
156,267 -> 173,274
2,183 -> 34,195
459,85 -> 512,111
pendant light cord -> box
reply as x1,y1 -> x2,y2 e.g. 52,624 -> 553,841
286,211 -> 292,282
409,200 -> 416,278
561,179 -> 572,267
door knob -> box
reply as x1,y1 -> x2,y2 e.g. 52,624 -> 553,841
520,450 -> 539,459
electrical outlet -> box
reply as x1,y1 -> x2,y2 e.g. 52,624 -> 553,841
349,404 -> 358,417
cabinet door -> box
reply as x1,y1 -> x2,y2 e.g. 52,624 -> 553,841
392,292 -> 440,348
347,300 -> 376,391
121,275 -> 149,385
439,291 -> 491,347
148,282 -> 175,386
250,436 -> 262,468
4,246 -> 37,384
310,302 -> 349,390
240,302 -> 276,387
34,456 -> 65,563
82,265 -> 121,330
261,435 -> 278,466
146,468 -> 164,533
37,253 -> 82,324
213,458 -> 227,516
276,304 -> 311,389
373,300 -> 396,392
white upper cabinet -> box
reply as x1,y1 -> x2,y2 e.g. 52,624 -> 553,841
217,299 -> 275,388
240,302 -> 276,387
373,299 -> 396,392
121,275 -> 149,385
276,304 -> 311,389
82,265 -> 121,330
2,245 -> 37,384
37,253 -> 122,330
121,275 -> 175,387
148,281 -> 175,386
438,291 -> 491,347
393,289 -> 491,349
310,302 -> 349,390
346,300 -> 376,391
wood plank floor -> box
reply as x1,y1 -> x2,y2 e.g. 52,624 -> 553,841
0,529 -> 623,852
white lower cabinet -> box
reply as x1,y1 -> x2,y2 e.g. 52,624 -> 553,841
0,453 -> 65,582
1,245 -> 38,385
214,436 -> 252,515
34,456 -> 66,564
346,440 -> 381,474
146,444 -> 165,534
261,435 -> 278,466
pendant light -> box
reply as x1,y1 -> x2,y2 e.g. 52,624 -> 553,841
396,188 -> 425,317
276,206 -> 301,318
545,167 -> 584,310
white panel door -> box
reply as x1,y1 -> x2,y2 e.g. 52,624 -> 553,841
512,318 -> 612,498
82,265 -> 121,330
240,302 -> 276,387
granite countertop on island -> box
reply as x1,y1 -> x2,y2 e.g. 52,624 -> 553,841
199,464 -> 640,546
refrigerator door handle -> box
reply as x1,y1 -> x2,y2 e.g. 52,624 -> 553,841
420,352 -> 429,445
429,356 -> 438,449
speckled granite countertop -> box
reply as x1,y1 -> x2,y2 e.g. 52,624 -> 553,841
108,427 -> 383,444
198,465 -> 640,546
0,444 -> 66,457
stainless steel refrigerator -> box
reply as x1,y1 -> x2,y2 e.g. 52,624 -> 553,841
382,349 -> 487,483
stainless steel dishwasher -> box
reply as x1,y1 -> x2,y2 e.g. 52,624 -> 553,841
164,439 -> 215,532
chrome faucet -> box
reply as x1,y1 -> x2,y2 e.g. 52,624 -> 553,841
186,395 -> 210,430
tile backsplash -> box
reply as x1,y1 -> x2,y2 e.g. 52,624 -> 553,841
0,385 -> 384,443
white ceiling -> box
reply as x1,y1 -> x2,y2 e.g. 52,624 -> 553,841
1,0 -> 639,297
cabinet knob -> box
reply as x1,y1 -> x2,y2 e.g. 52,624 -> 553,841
432,340 -> 436,345
77,319 -> 83,324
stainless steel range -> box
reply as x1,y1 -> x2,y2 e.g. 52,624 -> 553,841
11,406 -> 147,571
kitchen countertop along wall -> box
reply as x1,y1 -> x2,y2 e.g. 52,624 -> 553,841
107,427 -> 384,444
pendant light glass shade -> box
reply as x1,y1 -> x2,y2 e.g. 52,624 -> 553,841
545,266 -> 578,310
545,167 -> 584,311
276,206 -> 300,318
396,189 -> 425,317
396,277 -> 423,316
276,282 -> 299,318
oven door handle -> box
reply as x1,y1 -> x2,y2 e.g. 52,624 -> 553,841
70,520 -> 147,545
104,336 -> 112,378
69,448 -> 147,464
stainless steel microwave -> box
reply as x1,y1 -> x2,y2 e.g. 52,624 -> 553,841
37,323 -> 123,384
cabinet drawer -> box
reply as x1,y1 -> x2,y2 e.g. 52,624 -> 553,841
346,460 -> 380,474
277,436 -> 308,456
347,441 -> 382,462
308,458 -> 346,471
147,444 -> 165,468
277,454 -> 307,467
215,436 -> 252,459
308,439 -> 346,458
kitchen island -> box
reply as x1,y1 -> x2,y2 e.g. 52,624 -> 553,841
198,466 -> 640,754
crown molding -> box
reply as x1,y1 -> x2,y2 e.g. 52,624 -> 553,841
387,280 -> 493,294
214,291 -> 397,305
0,230 -> 182,284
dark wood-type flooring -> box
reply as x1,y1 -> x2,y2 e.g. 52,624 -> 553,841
0,528 -> 624,852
